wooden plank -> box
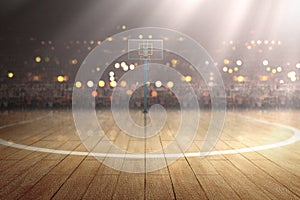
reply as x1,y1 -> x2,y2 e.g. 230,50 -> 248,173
253,159 -> 300,197
112,174 -> 144,200
19,141 -> 87,199
168,159 -> 208,199
0,140 -> 65,188
209,160 -> 271,199
197,174 -> 241,200
0,160 -> 60,199
256,148 -> 300,176
51,159 -> 100,200
1,109 -> 300,200
52,175 -> 94,200
224,153 -> 299,199
20,155 -> 86,199
223,140 -> 266,160
19,174 -> 69,200
83,175 -> 119,200
187,157 -> 218,175
146,174 -> 175,200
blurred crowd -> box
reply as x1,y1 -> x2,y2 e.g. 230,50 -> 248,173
1,82 -> 300,110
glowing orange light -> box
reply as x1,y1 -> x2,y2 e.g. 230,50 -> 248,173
120,80 -> 127,87
92,91 -> 98,97
151,90 -> 158,97
224,59 -> 230,65
71,59 -> 78,65
126,90 -> 133,95
260,76 -> 269,81
33,75 -> 40,81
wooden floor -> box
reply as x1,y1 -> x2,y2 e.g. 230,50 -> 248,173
0,109 -> 300,199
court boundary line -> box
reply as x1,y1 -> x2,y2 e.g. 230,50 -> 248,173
0,112 -> 299,158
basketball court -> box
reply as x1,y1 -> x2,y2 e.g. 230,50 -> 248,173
0,109 -> 300,199
1,0 -> 300,199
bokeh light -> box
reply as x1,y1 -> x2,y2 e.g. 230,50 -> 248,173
109,71 -> 115,77
291,76 -> 297,82
263,60 -> 269,66
277,67 -> 282,72
257,40 -> 262,45
110,81 -> 117,88
167,81 -> 174,88
123,65 -> 129,71
7,72 -> 14,78
236,60 -> 242,66
57,75 -> 64,82
120,80 -> 127,87
237,76 -> 244,82
129,64 -> 135,70
87,80 -> 94,87
71,59 -> 78,65
75,81 -> 82,88
98,80 -> 105,87
92,91 -> 98,97
151,90 -> 158,97
115,63 -> 120,69
155,81 -> 162,88
35,56 -> 42,63
185,75 -> 192,82
288,71 -> 296,78
126,90 -> 133,95
222,66 -> 228,72
224,59 -> 230,65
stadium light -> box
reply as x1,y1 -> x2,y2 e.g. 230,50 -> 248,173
7,72 -> 14,78
87,80 -> 94,87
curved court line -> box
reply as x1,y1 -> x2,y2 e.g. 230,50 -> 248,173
0,113 -> 299,158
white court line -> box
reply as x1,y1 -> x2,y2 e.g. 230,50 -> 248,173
0,113 -> 299,158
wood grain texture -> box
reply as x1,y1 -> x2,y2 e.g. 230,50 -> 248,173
0,110 -> 299,199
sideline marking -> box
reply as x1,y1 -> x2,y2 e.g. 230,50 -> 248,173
0,113 -> 299,158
